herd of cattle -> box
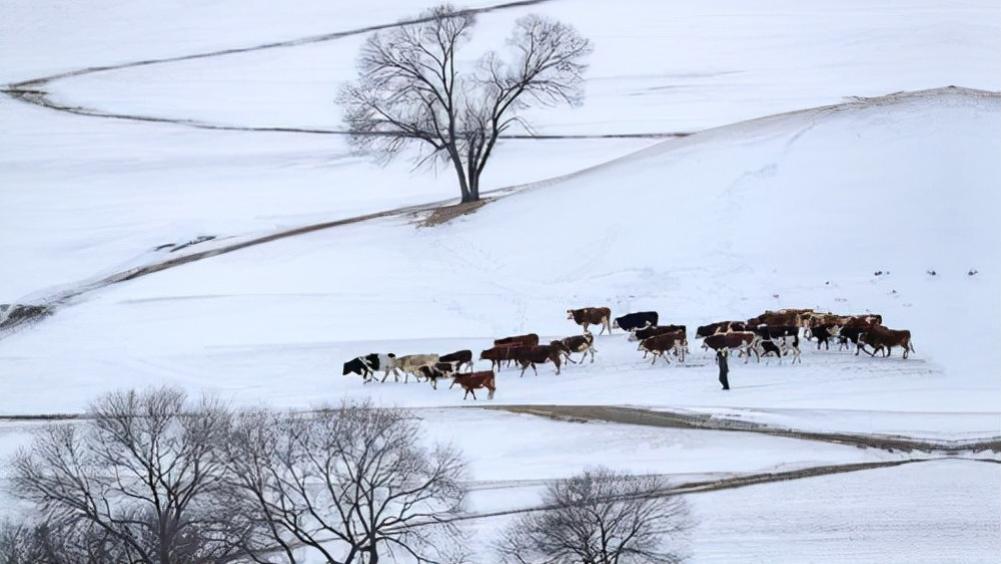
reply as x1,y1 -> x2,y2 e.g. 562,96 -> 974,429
342,306 -> 914,400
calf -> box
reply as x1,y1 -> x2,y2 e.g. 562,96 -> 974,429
561,332 -> 597,364
756,339 -> 784,364
637,331 -> 686,365
702,331 -> 757,363
629,324 -> 687,342
612,311 -> 658,332
418,362 -> 456,390
452,371 -> 496,400
394,354 -> 440,383
859,326 -> 915,359
566,307 -> 612,335
494,333 -> 539,347
513,344 -> 563,377
439,349 -> 473,372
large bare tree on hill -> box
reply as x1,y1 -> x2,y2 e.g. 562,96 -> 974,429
339,4 -> 592,203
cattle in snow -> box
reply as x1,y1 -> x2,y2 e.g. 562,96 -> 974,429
513,344 -> 564,377
637,331 -> 687,365
702,331 -> 757,362
808,324 -> 841,350
452,371 -> 496,400
858,326 -> 914,359
343,353 -> 398,382
756,339 -> 784,364
439,349 -> 473,372
612,311 -> 658,332
755,335 -> 802,364
629,324 -> 687,342
419,362 -> 458,389
695,321 -> 747,338
394,354 -> 440,383
750,325 -> 799,342
494,333 -> 539,347
747,309 -> 810,328
838,325 -> 867,352
480,345 -> 530,371
566,307 -> 612,335
560,332 -> 597,364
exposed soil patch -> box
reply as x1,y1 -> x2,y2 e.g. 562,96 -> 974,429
417,199 -> 491,227
0,304 -> 53,334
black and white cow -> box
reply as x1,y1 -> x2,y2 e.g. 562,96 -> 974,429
342,353 -> 398,382
613,311 -> 659,332
750,325 -> 799,343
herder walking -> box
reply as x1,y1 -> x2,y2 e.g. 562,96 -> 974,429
716,349 -> 730,390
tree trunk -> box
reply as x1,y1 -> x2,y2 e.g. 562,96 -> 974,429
468,172 -> 480,202
448,149 -> 472,203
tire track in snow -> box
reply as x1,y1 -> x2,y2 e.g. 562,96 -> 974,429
0,0 -> 689,141
486,405 -> 1001,454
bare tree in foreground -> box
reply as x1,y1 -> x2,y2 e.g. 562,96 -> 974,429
217,402 -> 468,564
9,388 -> 236,564
495,468 -> 692,564
339,4 -> 592,203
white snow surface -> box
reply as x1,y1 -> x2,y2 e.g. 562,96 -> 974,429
464,459 -> 1001,563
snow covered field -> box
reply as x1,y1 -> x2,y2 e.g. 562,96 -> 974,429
2,0 -> 1000,561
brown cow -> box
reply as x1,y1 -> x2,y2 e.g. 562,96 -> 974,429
845,314 -> 883,327
859,325 -> 914,359
747,309 -> 807,328
494,333 -> 540,347
513,344 -> 563,377
637,331 -> 686,365
695,321 -> 747,338
702,331 -> 757,363
480,345 -> 529,371
560,332 -> 597,364
566,307 -> 612,335
452,371 -> 496,400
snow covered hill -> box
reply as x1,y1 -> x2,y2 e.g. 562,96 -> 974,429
2,87 -> 998,421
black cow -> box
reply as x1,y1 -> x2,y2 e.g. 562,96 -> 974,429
613,311 -> 658,332
811,325 -> 836,350
839,326 -> 866,352
439,349 -> 473,372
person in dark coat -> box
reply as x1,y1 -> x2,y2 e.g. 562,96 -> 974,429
716,349 -> 730,390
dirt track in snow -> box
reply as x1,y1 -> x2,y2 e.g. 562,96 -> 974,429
0,0 -> 687,140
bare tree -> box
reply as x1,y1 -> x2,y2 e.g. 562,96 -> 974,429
495,468 -> 692,564
339,4 -> 592,203
216,402 -> 468,564
9,388 -> 238,564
